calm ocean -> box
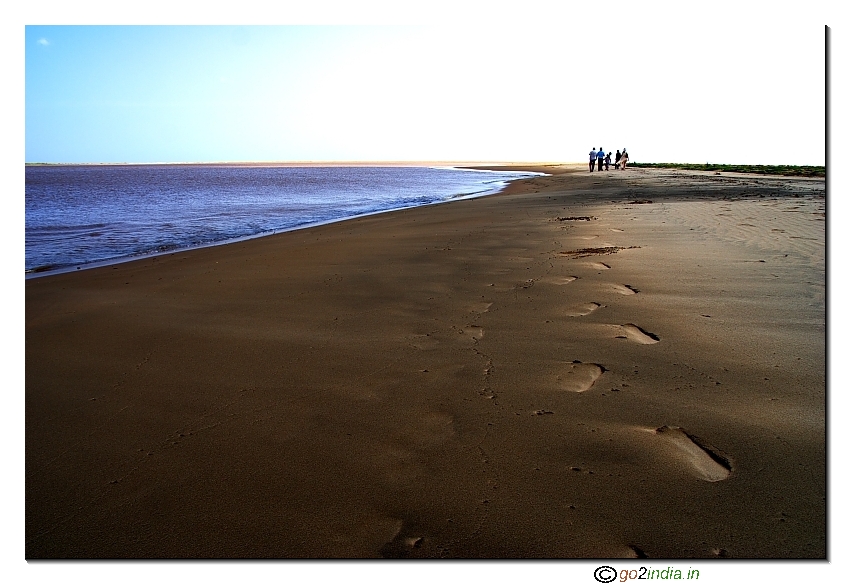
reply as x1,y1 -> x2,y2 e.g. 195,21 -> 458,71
25,165 -> 539,276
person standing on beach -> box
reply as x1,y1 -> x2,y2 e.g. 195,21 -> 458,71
615,149 -> 622,169
597,148 -> 605,172
604,151 -> 612,171
589,148 -> 597,172
620,148 -> 629,170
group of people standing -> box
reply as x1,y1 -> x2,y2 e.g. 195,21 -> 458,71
588,147 -> 628,172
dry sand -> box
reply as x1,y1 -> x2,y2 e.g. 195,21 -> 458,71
25,165 -> 825,558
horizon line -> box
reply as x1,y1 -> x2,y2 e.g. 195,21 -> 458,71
25,160 -> 826,169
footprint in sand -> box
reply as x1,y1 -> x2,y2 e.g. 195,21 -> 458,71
566,302 -> 601,317
616,323 -> 659,344
544,276 -> 578,285
381,522 -> 427,558
652,426 -> 731,482
610,283 -> 638,295
456,325 -> 484,340
468,302 -> 493,313
555,361 -> 605,392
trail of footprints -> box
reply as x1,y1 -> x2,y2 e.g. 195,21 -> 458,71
545,234 -> 731,484
552,256 -> 658,391
462,232 -> 729,483
383,225 -> 732,556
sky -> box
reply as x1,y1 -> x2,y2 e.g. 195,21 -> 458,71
22,7 -> 828,165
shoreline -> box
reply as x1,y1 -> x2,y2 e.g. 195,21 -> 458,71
24,160 -> 567,168
25,165 -> 549,279
26,167 -> 824,558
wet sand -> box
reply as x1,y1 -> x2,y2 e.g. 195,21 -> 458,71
25,165 -> 825,558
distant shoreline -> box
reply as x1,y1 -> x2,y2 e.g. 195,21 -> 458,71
25,160 -> 826,178
628,162 -> 825,177
24,160 -> 564,169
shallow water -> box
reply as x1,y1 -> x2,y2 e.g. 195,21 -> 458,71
25,165 -> 538,275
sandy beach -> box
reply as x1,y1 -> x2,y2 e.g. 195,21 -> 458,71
25,165 -> 825,558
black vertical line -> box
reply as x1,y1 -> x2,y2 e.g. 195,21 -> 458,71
824,22 -> 830,563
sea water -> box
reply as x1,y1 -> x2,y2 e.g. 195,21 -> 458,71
25,165 -> 540,276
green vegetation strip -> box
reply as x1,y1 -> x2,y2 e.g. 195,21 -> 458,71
628,163 -> 824,177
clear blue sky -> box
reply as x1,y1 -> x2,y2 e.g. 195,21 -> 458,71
25,17 -> 826,165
